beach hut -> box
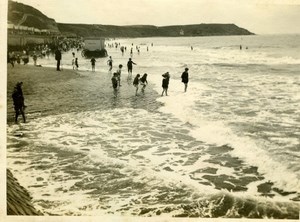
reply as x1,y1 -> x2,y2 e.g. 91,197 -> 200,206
81,37 -> 107,58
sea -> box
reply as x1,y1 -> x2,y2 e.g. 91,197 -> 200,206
7,34 -> 300,218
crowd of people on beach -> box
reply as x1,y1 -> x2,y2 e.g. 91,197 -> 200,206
9,40 -> 190,123
7,37 -> 84,69
101,42 -> 189,97
110,57 -> 140,97
10,61 -> 188,123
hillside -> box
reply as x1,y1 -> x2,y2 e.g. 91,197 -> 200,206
57,23 -> 254,38
8,0 -> 59,32
8,0 -> 254,37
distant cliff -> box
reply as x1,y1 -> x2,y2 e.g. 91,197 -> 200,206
57,23 -> 254,38
8,0 -> 254,38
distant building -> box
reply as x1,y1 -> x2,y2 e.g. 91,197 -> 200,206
81,37 -> 107,58
7,21 -> 60,36
7,22 -> 59,47
83,37 -> 105,51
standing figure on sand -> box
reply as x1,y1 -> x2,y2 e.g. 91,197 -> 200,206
55,48 -> 62,71
133,74 -> 140,96
90,57 -> 96,72
72,57 -> 75,70
127,58 -> 137,81
161,72 -> 170,96
12,82 -> 26,123
181,67 -> 189,92
75,58 -> 79,70
32,53 -> 37,66
8,51 -> 16,67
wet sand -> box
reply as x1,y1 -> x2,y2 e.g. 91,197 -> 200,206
7,64 -> 161,124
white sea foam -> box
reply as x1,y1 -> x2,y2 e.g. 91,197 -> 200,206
33,35 -> 300,195
153,78 -> 300,190
8,35 -> 300,216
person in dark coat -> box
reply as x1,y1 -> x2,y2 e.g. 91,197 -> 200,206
181,67 -> 189,92
55,48 -> 62,71
12,82 -> 26,123
90,57 -> 96,72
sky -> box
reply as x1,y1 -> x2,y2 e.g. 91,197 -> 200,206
7,0 -> 300,34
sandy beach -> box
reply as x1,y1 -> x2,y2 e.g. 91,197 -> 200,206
7,64 -> 161,124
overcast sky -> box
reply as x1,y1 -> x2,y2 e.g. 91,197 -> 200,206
9,0 -> 300,34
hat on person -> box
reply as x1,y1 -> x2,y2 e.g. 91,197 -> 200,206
162,72 -> 169,77
185,68 -> 189,71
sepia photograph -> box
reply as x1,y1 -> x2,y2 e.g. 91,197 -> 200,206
1,0 -> 300,221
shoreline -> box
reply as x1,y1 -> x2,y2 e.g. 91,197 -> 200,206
7,64 -> 161,124
6,64 -> 300,218
6,63 -> 161,216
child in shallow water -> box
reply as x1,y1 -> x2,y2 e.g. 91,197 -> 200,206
111,72 -> 118,97
161,72 -> 170,96
140,73 -> 148,93
133,74 -> 141,96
